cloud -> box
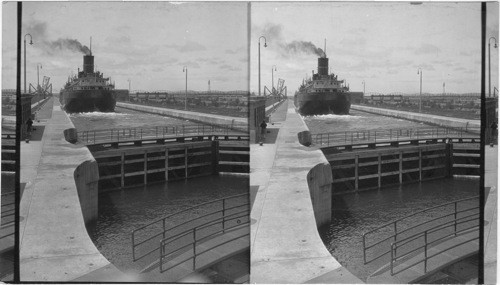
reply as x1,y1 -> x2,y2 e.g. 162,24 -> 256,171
179,61 -> 200,68
219,64 -> 241,71
225,47 -> 245,55
105,35 -> 131,45
165,40 -> 206,52
414,44 -> 441,55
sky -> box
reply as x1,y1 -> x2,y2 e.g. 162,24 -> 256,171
2,2 -> 249,92
251,2 -> 499,95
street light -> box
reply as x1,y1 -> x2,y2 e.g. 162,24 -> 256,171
488,37 -> 497,97
37,63 -> 42,91
417,68 -> 422,113
258,36 -> 267,96
24,33 -> 33,94
183,66 -> 188,110
271,65 -> 277,94
127,79 -> 131,102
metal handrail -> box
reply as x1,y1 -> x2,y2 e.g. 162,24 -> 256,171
78,123 -> 247,144
363,196 -> 479,264
390,216 -> 479,276
159,212 -> 249,273
131,193 -> 248,262
314,127 -> 480,147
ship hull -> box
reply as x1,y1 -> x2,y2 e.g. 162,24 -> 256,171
294,91 -> 351,115
60,90 -> 116,113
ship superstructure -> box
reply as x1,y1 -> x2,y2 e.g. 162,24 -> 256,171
60,51 -> 116,113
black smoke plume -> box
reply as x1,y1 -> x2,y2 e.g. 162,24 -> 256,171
24,20 -> 91,55
260,23 -> 326,58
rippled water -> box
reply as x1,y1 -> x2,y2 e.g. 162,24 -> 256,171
69,106 -> 189,131
89,175 -> 248,272
320,178 -> 479,281
303,109 -> 428,134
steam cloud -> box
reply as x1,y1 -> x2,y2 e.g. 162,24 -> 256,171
25,20 -> 91,55
260,23 -> 326,58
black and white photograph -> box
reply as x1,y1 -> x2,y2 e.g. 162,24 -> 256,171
2,1 -> 250,282
249,1 -> 497,284
0,1 -> 499,284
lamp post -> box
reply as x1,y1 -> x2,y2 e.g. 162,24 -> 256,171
183,66 -> 188,110
417,68 -> 422,113
24,33 -> 33,94
37,63 -> 42,91
271,65 -> 277,94
258,36 -> 267,96
127,79 -> 131,102
488,37 -> 497,97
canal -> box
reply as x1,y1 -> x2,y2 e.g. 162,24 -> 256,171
304,109 -> 480,281
88,174 -> 248,274
303,109 -> 429,134
320,177 -> 479,281
70,107 -> 249,281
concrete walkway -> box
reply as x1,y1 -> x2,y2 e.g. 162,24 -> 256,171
250,100 -> 362,283
352,104 -> 480,130
484,145 -> 497,284
19,98 -> 125,281
116,102 -> 247,131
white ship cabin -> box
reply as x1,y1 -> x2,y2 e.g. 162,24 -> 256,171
65,71 -> 114,91
303,74 -> 349,93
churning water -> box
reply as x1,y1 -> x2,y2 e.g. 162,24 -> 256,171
69,106 -> 189,131
303,109 -> 428,134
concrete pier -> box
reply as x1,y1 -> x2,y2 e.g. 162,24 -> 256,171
352,104 -> 480,131
116,102 -> 247,132
250,99 -> 362,283
19,98 -> 124,281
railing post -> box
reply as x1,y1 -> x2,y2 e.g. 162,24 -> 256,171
390,243 -> 394,276
424,231 -> 428,273
132,232 -> 136,261
93,131 -> 96,143
363,234 -> 367,264
163,219 -> 166,239
454,201 -> 458,236
193,229 -> 197,271
222,199 -> 226,233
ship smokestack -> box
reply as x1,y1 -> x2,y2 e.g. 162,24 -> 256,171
318,57 -> 329,76
83,54 -> 94,74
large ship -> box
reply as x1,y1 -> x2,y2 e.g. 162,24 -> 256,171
60,51 -> 116,113
294,55 -> 352,115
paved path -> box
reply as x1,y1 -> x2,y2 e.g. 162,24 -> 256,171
19,99 -> 124,281
250,100 -> 362,283
484,145 -> 497,284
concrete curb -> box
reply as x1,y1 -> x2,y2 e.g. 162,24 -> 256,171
352,105 -> 480,131
19,100 -> 123,281
116,102 -> 248,132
